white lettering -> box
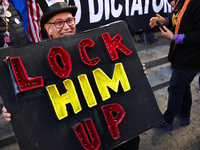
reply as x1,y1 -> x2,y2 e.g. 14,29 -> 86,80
130,0 -> 143,16
66,0 -> 81,24
105,0 -> 110,20
111,0 -> 123,18
152,0 -> 163,13
88,0 -> 103,23
125,0 -> 129,16
74,0 -> 81,24
144,0 -> 150,14
68,0 -> 173,25
163,0 -> 172,13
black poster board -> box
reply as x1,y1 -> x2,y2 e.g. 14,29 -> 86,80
0,21 -> 163,150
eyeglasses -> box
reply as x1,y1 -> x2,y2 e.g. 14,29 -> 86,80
48,18 -> 75,29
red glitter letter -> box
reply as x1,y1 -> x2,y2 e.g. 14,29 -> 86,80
101,103 -> 125,139
74,118 -> 101,150
78,38 -> 100,66
48,46 -> 72,78
102,32 -> 133,61
9,57 -> 44,92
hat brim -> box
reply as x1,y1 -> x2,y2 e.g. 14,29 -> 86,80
41,6 -> 77,28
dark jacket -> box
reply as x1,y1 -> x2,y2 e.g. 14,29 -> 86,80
167,0 -> 200,70
0,4 -> 28,47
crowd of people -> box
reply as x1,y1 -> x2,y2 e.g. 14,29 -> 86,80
1,0 -> 200,149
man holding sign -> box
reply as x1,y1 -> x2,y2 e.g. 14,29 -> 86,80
2,0 -> 154,149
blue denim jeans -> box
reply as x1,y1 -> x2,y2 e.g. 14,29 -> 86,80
163,68 -> 200,124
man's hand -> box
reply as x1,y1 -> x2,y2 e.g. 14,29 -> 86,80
2,107 -> 11,122
143,64 -> 149,79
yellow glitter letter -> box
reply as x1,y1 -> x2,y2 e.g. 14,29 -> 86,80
46,79 -> 82,120
78,74 -> 97,108
93,63 -> 131,101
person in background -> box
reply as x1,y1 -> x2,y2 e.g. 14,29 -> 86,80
149,0 -> 200,131
0,0 -> 31,47
8,0 -> 52,42
8,0 -> 43,43
168,0 -> 176,7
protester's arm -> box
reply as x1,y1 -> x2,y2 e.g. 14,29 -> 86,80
159,26 -> 185,45
149,14 -> 167,29
160,6 -> 200,46
159,26 -> 174,41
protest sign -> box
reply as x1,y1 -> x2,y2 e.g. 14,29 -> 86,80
0,21 -> 163,150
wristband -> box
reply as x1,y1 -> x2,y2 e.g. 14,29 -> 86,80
164,17 -> 169,26
173,34 -> 185,44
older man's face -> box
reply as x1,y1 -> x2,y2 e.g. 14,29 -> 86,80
45,12 -> 76,38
